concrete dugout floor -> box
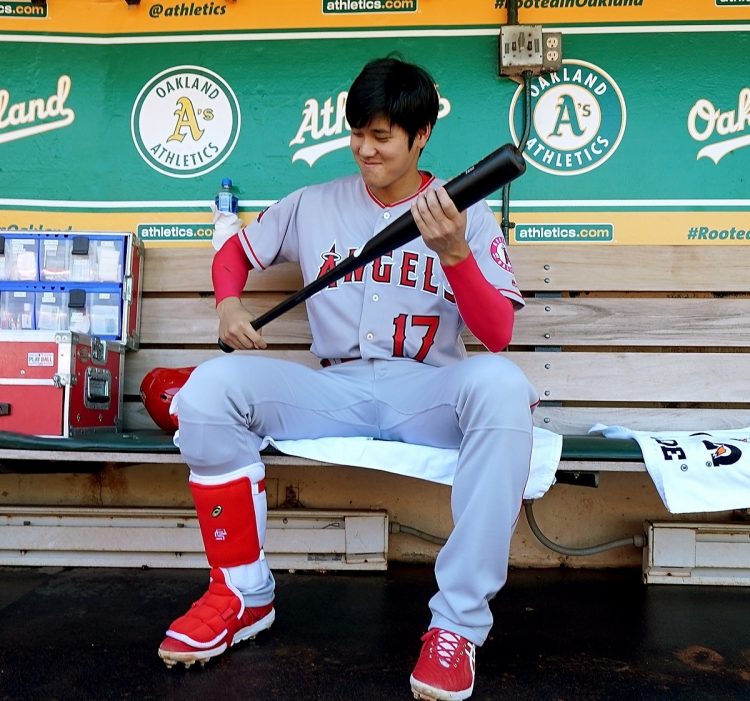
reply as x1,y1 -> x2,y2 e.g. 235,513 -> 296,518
1,565 -> 749,701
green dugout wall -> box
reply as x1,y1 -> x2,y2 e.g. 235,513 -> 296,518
1,1 -> 748,245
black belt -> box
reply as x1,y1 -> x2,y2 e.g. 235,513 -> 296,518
320,357 -> 361,368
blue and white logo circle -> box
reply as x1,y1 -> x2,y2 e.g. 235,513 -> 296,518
510,59 -> 626,176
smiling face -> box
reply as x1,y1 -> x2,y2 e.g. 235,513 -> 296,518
350,115 -> 430,205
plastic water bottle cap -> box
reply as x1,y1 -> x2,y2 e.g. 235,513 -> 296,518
221,178 -> 233,188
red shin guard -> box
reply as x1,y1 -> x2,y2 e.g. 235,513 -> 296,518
190,476 -> 265,568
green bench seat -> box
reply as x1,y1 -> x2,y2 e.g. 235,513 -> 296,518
0,429 -> 644,472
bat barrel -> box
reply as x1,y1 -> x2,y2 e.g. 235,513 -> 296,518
443,144 -> 526,211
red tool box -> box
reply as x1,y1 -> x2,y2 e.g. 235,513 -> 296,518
0,331 -> 125,437
0,230 -> 143,436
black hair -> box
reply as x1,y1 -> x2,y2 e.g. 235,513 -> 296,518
345,57 -> 439,149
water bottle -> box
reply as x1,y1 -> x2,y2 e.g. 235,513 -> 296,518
215,177 -> 238,214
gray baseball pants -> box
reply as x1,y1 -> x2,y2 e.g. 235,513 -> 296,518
176,353 -> 537,646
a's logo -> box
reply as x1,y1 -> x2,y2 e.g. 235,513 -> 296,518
131,65 -> 241,179
688,87 -> 750,164
0,76 -> 75,146
290,89 -> 451,166
211,505 -> 223,518
510,60 -> 627,176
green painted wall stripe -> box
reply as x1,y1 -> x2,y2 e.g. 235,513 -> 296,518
1,31 -> 748,212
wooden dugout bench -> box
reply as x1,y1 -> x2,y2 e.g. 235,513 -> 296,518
1,243 -> 749,481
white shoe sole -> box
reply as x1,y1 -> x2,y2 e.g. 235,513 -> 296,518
410,674 -> 474,701
159,609 -> 275,669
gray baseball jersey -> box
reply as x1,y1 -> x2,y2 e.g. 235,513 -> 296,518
236,173 -> 523,365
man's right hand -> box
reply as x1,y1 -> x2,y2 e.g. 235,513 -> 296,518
217,297 -> 267,350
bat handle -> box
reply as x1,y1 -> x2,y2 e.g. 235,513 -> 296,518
218,338 -> 234,353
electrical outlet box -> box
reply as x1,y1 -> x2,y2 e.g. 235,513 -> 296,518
499,24 -> 543,71
498,25 -> 563,78
643,521 -> 750,586
542,32 -> 563,72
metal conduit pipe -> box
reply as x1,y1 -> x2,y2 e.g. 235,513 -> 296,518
390,522 -> 447,546
523,500 -> 646,556
392,501 -> 647,556
507,0 -> 519,25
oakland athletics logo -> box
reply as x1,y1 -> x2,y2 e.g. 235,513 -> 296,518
509,59 -> 626,176
131,65 -> 241,178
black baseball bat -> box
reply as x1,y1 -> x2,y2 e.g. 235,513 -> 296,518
218,143 -> 526,352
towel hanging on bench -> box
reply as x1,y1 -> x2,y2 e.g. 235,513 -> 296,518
175,427 -> 562,500
590,424 -> 750,514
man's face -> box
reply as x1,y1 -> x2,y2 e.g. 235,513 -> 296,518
350,115 -> 429,203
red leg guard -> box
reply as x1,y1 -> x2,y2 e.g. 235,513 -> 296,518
190,476 -> 264,568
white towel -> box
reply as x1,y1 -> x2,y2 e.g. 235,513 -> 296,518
590,424 -> 750,513
261,426 -> 562,500
210,203 -> 244,252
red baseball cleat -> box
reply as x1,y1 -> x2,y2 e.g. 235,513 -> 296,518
410,628 -> 477,701
158,567 -> 274,668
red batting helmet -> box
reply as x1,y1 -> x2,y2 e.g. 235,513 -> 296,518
139,367 -> 195,434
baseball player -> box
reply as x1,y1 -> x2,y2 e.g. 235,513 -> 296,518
159,57 -> 539,701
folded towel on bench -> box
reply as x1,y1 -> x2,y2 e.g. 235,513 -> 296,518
258,426 -> 562,500
590,424 -> 750,514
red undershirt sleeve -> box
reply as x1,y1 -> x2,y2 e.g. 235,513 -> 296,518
212,234 -> 254,306
441,253 -> 515,352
